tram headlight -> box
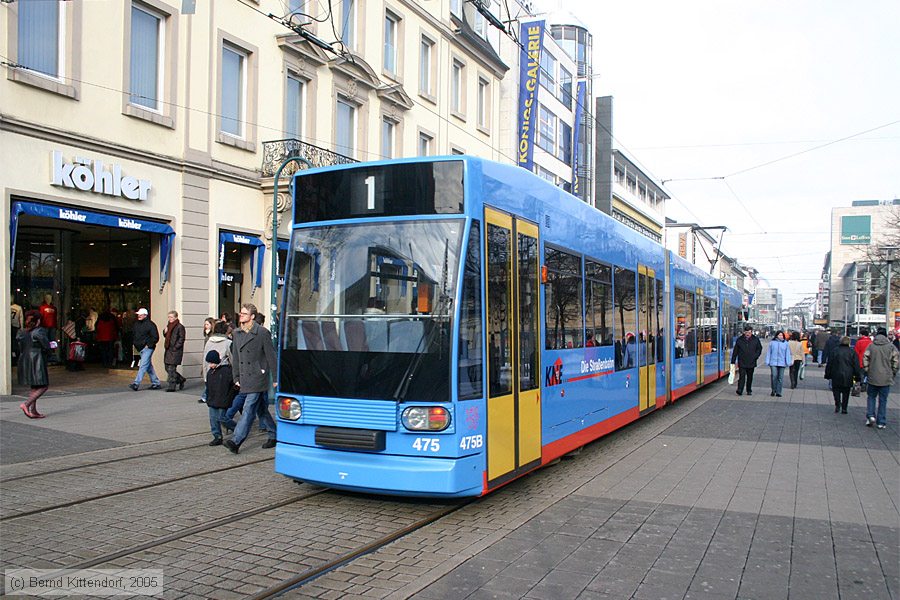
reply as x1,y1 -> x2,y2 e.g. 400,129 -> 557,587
278,396 -> 301,420
401,406 -> 450,432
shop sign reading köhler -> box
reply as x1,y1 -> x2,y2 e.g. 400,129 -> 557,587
51,150 -> 151,201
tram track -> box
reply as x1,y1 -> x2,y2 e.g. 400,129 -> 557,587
0,456 -> 273,522
248,499 -> 473,599
0,432 -> 212,484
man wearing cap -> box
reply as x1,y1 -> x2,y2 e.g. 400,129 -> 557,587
130,308 -> 161,391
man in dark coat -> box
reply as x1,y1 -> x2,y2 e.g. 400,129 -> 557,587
163,311 -> 186,392
863,328 -> 900,429
130,308 -> 161,391
824,336 -> 862,414
731,325 -> 762,396
823,330 -> 841,366
224,303 -> 277,453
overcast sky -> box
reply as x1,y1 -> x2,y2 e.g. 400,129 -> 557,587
557,0 -> 900,306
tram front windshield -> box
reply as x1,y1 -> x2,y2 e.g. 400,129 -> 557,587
280,220 -> 464,403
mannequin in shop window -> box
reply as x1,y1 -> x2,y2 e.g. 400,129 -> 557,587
10,294 -> 24,365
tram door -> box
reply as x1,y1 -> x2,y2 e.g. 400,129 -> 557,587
696,288 -> 705,386
484,208 -> 541,487
638,266 -> 657,413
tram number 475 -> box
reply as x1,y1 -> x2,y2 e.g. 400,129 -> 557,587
412,437 -> 441,452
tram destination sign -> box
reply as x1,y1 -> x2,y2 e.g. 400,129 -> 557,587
51,150 -> 151,201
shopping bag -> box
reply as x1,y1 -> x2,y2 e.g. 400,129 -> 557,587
62,320 -> 77,340
68,341 -> 87,362
728,364 -> 736,385
851,383 -> 861,397
799,362 -> 805,380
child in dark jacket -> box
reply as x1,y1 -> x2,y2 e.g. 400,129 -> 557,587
205,350 -> 237,446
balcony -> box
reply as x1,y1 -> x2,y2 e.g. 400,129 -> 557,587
261,139 -> 356,178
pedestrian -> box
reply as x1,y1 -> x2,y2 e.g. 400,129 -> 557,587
130,308 -> 161,391
854,326 -> 872,388
95,308 -> 119,367
224,303 -> 277,453
204,350 -> 237,446
814,329 -> 829,366
731,325 -> 762,396
202,321 -> 232,404
823,329 -> 841,366
765,330 -> 792,397
824,336 -> 862,414
16,310 -> 52,418
788,331 -> 805,389
163,311 -> 186,392
198,317 -> 217,403
863,327 -> 900,429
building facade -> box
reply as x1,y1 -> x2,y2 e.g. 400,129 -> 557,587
828,200 -> 900,333
1,0 -> 508,394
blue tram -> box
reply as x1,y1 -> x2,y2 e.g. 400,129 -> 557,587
273,156 -> 741,497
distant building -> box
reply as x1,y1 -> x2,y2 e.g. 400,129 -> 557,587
828,200 -> 900,333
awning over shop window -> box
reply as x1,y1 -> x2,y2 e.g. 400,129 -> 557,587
9,200 -> 176,286
218,232 -> 265,292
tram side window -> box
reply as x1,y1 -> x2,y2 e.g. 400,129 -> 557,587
544,247 -> 583,350
613,267 -> 636,370
458,222 -> 483,400
706,298 -> 718,353
674,288 -> 695,358
656,279 -> 665,362
585,261 -> 613,347
487,223 -> 513,397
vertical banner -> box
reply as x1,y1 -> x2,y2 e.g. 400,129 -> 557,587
516,20 -> 545,171
571,81 -> 586,195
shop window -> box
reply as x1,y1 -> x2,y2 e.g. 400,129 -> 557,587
614,267 -> 636,370
544,247 -> 583,350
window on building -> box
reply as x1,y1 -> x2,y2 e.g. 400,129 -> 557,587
335,98 -> 356,157
614,267 -> 637,370
537,105 -> 556,154
418,131 -> 433,156
626,175 -> 637,194
340,0 -> 356,49
419,36 -> 435,97
221,44 -> 246,137
450,0 -> 462,18
474,11 -> 487,39
285,74 -> 304,139
289,0 -> 307,17
451,146 -> 466,155
384,12 -> 399,75
586,261 -> 614,347
545,247 -> 583,350
18,0 -> 62,78
559,66 -> 572,110
130,4 -> 163,110
381,118 -> 395,159
451,59 -> 465,115
614,163 -> 625,184
540,51 -> 556,93
536,166 -> 556,184
559,121 -> 572,165
477,76 -> 490,130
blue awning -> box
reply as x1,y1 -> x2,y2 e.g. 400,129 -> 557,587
10,200 -> 175,286
218,231 -> 265,291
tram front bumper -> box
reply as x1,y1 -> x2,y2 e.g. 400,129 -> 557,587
274,443 -> 484,498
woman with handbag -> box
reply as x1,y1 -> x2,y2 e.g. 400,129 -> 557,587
824,336 -> 862,414
16,310 -> 52,418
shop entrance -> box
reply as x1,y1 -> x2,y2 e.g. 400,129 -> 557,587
8,200 -> 174,391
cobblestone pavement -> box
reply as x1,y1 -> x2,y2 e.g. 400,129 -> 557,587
1,365 -> 896,600
287,369 -> 898,600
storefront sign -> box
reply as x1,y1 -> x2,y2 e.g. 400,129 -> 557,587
220,271 -> 243,284
51,150 -> 151,201
840,215 -> 871,245
9,200 -> 174,284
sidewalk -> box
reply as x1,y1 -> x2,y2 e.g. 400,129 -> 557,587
295,363 -> 899,600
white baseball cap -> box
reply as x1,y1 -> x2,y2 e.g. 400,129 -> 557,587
136,308 -> 149,316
